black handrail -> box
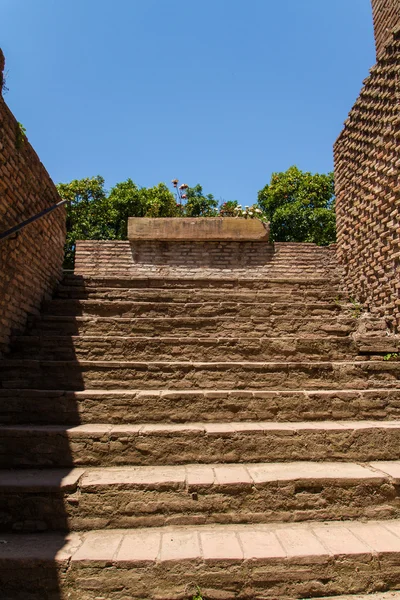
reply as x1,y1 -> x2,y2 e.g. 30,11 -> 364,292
0,199 -> 69,243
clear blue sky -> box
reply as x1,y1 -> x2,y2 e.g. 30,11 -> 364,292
3,0 -> 375,205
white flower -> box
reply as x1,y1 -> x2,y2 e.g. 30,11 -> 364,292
248,211 -> 253,216
255,208 -> 262,213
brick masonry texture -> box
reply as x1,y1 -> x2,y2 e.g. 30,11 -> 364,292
334,12 -> 400,332
372,0 -> 400,56
0,50 -> 66,355
74,239 -> 338,279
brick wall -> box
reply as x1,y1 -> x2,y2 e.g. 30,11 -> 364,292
371,0 -> 400,56
334,25 -> 400,331
0,50 -> 66,355
74,240 -> 338,279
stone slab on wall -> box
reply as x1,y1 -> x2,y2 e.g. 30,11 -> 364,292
0,50 -> 66,355
74,240 -> 337,279
334,28 -> 400,331
372,0 -> 400,56
128,217 -> 270,241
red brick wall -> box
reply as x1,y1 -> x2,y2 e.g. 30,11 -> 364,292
334,27 -> 400,331
74,240 -> 338,279
0,50 -> 66,355
371,0 -> 400,56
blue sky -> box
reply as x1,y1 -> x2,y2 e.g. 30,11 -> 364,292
3,0 -> 375,205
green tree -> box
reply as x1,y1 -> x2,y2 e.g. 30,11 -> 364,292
107,179 -> 146,238
57,176 -> 115,269
141,183 -> 178,218
184,184 -> 218,217
257,166 -> 336,244
57,177 -> 179,268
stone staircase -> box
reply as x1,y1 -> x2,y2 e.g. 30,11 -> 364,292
1,245 -> 400,599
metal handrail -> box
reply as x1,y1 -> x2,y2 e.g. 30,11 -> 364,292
0,199 -> 68,243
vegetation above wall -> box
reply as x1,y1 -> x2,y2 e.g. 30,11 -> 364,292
258,166 -> 336,246
57,166 -> 336,268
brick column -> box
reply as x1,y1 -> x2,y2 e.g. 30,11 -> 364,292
371,0 -> 400,56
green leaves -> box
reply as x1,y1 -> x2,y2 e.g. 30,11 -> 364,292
57,177 -> 178,268
185,184 -> 219,217
58,167 -> 336,270
257,166 -> 336,245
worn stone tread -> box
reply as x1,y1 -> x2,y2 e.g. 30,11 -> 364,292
3,422 -> 400,466
61,274 -> 339,289
3,420 -> 400,435
44,299 -> 344,318
11,335 -> 358,362
4,462 -> 400,531
3,519 -> 400,562
1,461 -> 397,491
1,359 -> 399,392
2,387 -> 400,424
309,595 -> 400,600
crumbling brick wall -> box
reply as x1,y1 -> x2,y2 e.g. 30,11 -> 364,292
0,50 -> 66,355
372,0 -> 400,55
334,4 -> 400,332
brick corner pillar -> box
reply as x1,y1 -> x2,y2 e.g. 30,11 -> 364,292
371,0 -> 400,56
0,48 -> 5,94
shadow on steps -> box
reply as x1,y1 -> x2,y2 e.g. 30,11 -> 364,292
0,305 -> 83,599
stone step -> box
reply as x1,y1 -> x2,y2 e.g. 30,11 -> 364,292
1,388 -> 400,425
3,520 -> 400,599
0,461 -> 400,532
29,315 -> 356,338
44,299 -> 344,318
2,462 -> 400,532
309,595 -> 400,600
62,274 -> 339,290
10,335 -> 358,362
2,421 -> 400,467
1,359 -> 399,391
55,286 -> 343,303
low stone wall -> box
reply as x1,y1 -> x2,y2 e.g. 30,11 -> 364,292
74,240 -> 338,279
0,50 -> 66,355
334,27 -> 400,331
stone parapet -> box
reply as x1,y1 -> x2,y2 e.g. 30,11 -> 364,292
128,217 -> 270,241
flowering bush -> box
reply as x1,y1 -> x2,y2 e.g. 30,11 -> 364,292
233,203 -> 268,223
171,179 -> 218,216
171,181 -> 269,223
219,200 -> 239,216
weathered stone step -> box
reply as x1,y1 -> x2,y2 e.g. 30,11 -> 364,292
2,462 -> 400,532
11,335 -> 358,361
1,360 -> 399,391
55,286 -> 343,303
309,595 -> 400,600
29,315 -> 356,338
2,388 -> 400,425
44,299 -> 344,318
3,520 -> 400,599
62,274 -> 339,290
2,421 -> 400,467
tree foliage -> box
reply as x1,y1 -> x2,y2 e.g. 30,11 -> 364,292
57,176 -> 114,269
58,167 -> 336,269
257,166 -> 336,245
57,177 -> 178,268
183,184 -> 219,217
